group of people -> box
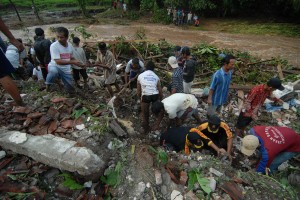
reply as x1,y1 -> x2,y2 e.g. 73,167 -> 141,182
0,18 -> 299,175
134,45 -> 299,175
167,8 -> 200,26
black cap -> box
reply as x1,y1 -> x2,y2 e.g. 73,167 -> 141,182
187,132 -> 202,146
267,78 -> 285,91
208,115 -> 221,126
35,28 -> 44,36
132,57 -> 139,65
73,37 -> 80,44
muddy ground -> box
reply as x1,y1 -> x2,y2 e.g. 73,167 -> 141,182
2,9 -> 300,67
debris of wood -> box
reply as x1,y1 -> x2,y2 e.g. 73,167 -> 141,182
109,119 -> 127,137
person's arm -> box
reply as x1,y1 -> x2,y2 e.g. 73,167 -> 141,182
207,89 -> 214,105
0,17 -> 24,51
209,142 -> 227,156
153,110 -> 165,131
256,146 -> 269,173
157,80 -> 163,100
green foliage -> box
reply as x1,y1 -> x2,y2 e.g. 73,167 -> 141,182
115,35 -> 131,55
140,0 -> 155,11
194,43 -> 218,55
59,173 -> 84,190
125,10 -> 141,20
152,8 -> 172,24
101,161 -> 122,187
73,25 -> 93,40
148,146 -> 168,165
72,107 -> 88,119
6,192 -> 35,200
188,168 -> 211,194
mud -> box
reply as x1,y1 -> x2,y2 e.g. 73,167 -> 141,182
5,22 -> 300,67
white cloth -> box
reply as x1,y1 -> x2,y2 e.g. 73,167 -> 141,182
32,66 -> 44,80
72,46 -> 87,70
188,13 -> 192,20
5,44 -> 25,69
125,59 -> 144,73
48,41 -> 73,69
138,70 -> 159,96
162,93 -> 198,119
30,47 -> 35,56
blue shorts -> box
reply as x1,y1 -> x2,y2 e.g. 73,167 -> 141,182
0,48 -> 15,78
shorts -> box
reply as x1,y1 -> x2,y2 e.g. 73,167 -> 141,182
236,112 -> 252,129
142,94 -> 159,103
73,68 -> 88,81
0,48 -> 15,78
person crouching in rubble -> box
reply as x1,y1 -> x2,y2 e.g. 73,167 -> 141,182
240,126 -> 300,174
151,93 -> 202,131
137,61 -> 163,134
160,126 -> 228,156
194,115 -> 233,160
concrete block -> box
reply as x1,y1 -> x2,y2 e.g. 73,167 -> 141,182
0,130 -> 105,176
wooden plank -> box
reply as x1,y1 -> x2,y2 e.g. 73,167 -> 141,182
229,85 -> 254,91
282,69 -> 300,75
109,119 -> 127,137
237,90 -> 244,112
277,64 -> 284,80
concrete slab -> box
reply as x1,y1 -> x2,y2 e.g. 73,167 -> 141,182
0,130 -> 105,176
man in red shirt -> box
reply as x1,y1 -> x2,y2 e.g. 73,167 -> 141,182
235,78 -> 284,136
241,126 -> 300,174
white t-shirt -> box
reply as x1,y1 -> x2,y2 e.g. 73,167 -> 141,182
125,59 -> 144,73
72,46 -> 87,70
162,93 -> 198,119
137,70 -> 159,96
32,66 -> 44,81
5,44 -> 26,69
48,41 -> 73,69
188,13 -> 192,20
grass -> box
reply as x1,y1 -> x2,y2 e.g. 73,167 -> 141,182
197,19 -> 300,37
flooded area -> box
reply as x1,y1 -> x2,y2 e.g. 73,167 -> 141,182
6,22 -> 300,66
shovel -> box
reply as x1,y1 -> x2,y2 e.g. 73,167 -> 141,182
107,75 -> 138,118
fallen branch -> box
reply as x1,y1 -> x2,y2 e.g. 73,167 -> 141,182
247,59 -> 275,66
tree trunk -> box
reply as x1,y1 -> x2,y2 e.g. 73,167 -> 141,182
8,0 -> 22,22
31,0 -> 42,21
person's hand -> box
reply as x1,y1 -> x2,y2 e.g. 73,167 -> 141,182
9,38 -> 24,52
207,98 -> 212,105
217,148 -> 227,156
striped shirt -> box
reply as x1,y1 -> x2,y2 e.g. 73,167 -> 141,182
210,67 -> 233,106
171,67 -> 184,93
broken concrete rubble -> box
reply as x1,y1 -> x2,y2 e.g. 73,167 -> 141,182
0,129 -> 105,176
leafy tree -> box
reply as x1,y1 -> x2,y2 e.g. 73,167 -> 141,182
8,0 -> 22,22
77,0 -> 90,17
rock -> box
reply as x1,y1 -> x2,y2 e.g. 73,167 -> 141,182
0,130 -> 105,176
162,172 -> 171,185
135,182 -> 146,196
189,160 -> 198,168
0,150 -> 6,160
155,169 -> 162,185
44,168 -> 60,182
171,190 -> 183,200
209,167 -> 223,177
209,177 -> 217,191
84,181 -> 93,188
161,185 -> 168,195
185,191 -> 199,200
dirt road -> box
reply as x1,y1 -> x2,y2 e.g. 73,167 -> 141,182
7,22 -> 300,66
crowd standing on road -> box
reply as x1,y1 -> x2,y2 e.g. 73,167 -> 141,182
0,21 -> 299,175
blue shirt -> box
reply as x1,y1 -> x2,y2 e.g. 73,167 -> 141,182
171,67 -> 184,93
210,67 -> 233,106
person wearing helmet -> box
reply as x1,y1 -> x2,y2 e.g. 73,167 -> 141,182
194,115 -> 233,159
240,126 -> 300,174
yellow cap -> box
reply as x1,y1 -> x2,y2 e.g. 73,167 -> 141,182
241,135 -> 259,156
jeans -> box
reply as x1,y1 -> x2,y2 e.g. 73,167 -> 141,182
269,152 -> 297,173
45,65 -> 75,93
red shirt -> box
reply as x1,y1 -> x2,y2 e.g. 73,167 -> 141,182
254,126 -> 300,169
243,84 -> 278,118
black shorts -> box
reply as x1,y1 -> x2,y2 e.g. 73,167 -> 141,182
236,112 -> 252,129
0,48 -> 15,78
73,68 -> 88,81
142,94 -> 159,103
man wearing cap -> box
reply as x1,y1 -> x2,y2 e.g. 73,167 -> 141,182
181,46 -> 196,94
241,126 -> 300,174
235,78 -> 285,137
95,42 -> 120,97
168,56 -> 183,94
33,27 -> 52,80
207,54 -> 235,117
194,115 -> 233,159
151,93 -> 202,130
125,57 -> 144,89
160,126 -> 227,155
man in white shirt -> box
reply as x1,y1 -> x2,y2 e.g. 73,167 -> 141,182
137,61 -> 163,134
152,93 -> 202,130
45,27 -> 84,94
